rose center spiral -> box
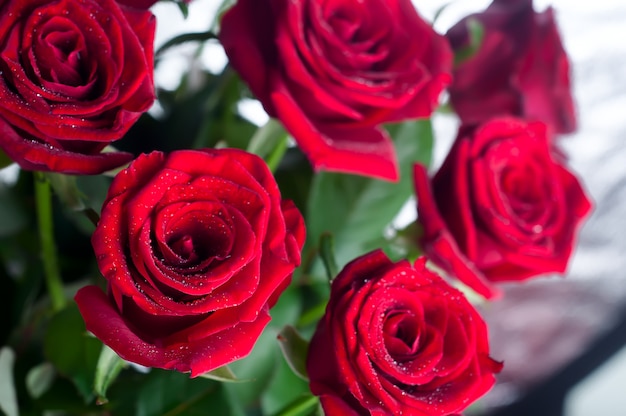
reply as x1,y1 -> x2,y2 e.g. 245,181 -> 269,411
383,311 -> 421,358
36,18 -> 88,86
166,227 -> 231,264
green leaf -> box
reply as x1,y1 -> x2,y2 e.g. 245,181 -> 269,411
432,2 -> 452,24
277,326 -> 309,381
271,394 -> 319,416
454,18 -> 485,66
176,0 -> 189,19
296,299 -> 327,329
221,115 -> 258,150
136,370 -> 231,416
47,172 -> 109,229
369,221 -> 424,264
26,362 -> 56,399
199,365 -> 246,383
45,173 -> 85,211
223,284 -> 303,409
318,233 -> 339,281
211,0 -> 237,32
0,347 -> 18,416
274,148 -> 314,218
44,304 -> 102,402
0,185 -> 27,237
247,119 -> 289,169
94,345 -> 127,405
262,358 -> 312,416
75,175 -> 111,215
0,149 -> 13,169
306,120 -> 434,269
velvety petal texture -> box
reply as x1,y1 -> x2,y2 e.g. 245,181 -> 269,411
414,118 -> 592,299
75,148 -> 305,376
447,0 -> 576,135
307,250 -> 502,416
0,0 -> 155,174
220,0 -> 452,181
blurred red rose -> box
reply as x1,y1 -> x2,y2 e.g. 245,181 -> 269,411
0,0 -> 155,174
220,0 -> 452,181
447,0 -> 577,134
414,118 -> 592,299
75,148 -> 305,376
307,250 -> 502,416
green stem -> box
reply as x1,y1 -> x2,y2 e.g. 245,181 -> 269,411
155,30 -> 218,60
34,172 -> 65,312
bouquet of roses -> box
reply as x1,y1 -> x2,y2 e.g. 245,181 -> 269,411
0,0 -> 591,415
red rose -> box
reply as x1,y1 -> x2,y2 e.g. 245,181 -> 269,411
307,250 -> 502,416
414,118 -> 592,299
447,0 -> 576,134
220,0 -> 452,181
0,0 -> 155,174
75,148 -> 305,376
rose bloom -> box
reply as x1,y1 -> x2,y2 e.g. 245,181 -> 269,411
220,0 -> 452,181
307,250 -> 502,416
447,0 -> 576,134
414,118 -> 592,299
75,148 -> 305,376
0,0 -> 155,174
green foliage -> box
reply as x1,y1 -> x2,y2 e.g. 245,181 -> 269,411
0,184 -> 27,237
277,326 -> 310,381
135,371 -> 232,416
43,304 -> 102,401
318,233 -> 339,281
94,345 -> 127,404
305,120 -> 434,271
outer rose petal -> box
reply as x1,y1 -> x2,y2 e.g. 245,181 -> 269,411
0,118 -> 134,174
220,0 -> 452,180
75,285 -> 271,376
271,86 -> 398,180
307,250 -> 501,416
414,164 -> 499,299
78,148 -> 305,376
414,118 -> 592,298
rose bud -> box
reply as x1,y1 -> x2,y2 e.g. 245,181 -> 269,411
307,249 -> 502,416
414,118 -> 592,299
447,0 -> 577,135
0,0 -> 155,174
76,148 -> 305,376
220,0 -> 452,181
